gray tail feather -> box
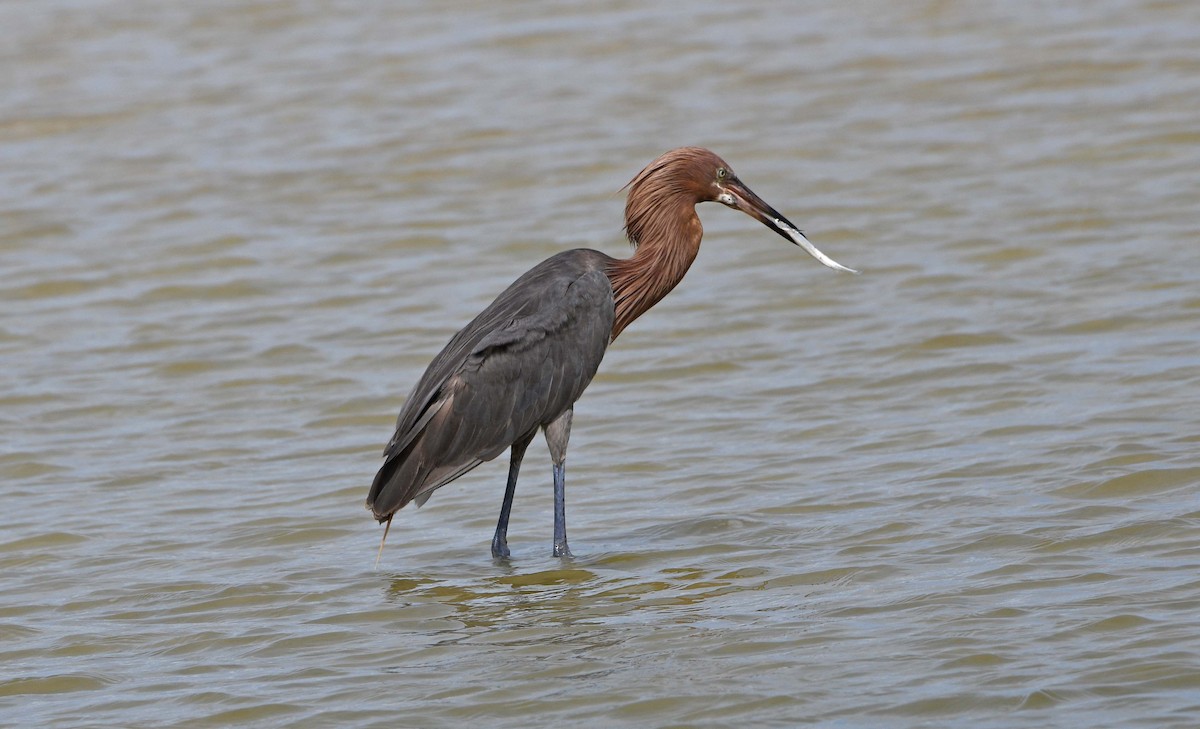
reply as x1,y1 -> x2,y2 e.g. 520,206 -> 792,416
367,454 -> 415,521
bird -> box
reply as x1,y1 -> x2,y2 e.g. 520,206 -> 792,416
367,146 -> 856,562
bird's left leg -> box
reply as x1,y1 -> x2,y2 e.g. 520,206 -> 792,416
493,429 -> 536,559
543,408 -> 574,558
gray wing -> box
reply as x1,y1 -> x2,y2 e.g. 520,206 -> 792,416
367,249 -> 615,520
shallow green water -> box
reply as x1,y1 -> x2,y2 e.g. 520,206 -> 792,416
3,1 -> 1200,727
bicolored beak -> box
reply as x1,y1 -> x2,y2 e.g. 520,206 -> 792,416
718,179 -> 858,274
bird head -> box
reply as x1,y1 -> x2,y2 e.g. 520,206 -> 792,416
628,147 -> 858,274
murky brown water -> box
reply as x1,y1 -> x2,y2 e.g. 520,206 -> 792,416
3,1 -> 1200,727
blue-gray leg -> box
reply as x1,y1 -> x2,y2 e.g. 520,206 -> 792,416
492,430 -> 536,559
552,461 -> 570,557
544,408 -> 574,558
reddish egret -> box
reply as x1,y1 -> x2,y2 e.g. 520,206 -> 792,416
368,147 -> 855,561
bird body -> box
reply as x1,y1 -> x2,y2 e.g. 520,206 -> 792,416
367,249 -> 614,516
368,147 -> 856,561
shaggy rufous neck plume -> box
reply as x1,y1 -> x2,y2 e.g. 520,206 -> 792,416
607,148 -> 717,339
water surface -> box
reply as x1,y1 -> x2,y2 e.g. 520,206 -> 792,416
3,1 -> 1200,727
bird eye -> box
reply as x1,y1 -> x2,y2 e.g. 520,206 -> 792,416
716,167 -> 728,180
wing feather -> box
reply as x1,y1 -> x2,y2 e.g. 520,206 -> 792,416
367,249 -> 615,520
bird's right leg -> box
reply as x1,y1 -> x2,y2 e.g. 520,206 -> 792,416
544,408 -> 574,558
492,429 -> 536,559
